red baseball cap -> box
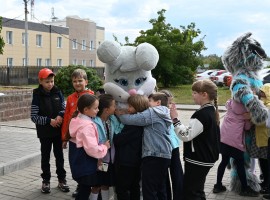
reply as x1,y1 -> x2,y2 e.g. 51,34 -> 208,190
38,68 -> 55,79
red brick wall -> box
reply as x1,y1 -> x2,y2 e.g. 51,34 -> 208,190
0,89 -> 33,121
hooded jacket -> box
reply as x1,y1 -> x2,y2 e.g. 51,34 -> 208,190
68,114 -> 108,179
118,106 -> 172,159
221,99 -> 251,151
255,83 -> 270,147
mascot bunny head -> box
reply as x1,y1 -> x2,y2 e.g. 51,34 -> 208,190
97,40 -> 159,108
222,32 -> 268,124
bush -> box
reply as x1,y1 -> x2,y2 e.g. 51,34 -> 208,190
55,65 -> 103,96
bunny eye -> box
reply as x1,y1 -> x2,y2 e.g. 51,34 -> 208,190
135,77 -> 147,86
114,78 -> 128,86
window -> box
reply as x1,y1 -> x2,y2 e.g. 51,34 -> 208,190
45,59 -> 50,66
90,59 -> 94,67
82,60 -> 86,66
73,59 -> 77,65
57,37 -> 62,48
36,34 -> 42,47
6,31 -> 13,44
72,39 -> 77,49
7,58 -> 13,67
82,40 -> 86,50
90,40 -> 94,50
37,58 -> 42,67
22,33 -> 28,46
57,59 -> 62,66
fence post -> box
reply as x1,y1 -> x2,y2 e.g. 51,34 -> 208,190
7,67 -> 10,85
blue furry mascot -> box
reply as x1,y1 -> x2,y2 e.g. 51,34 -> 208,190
222,32 -> 268,193
222,32 -> 268,124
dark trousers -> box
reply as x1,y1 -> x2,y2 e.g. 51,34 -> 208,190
217,143 -> 247,189
75,184 -> 91,200
166,147 -> 184,200
259,158 -> 269,187
142,156 -> 170,200
184,162 -> 211,200
268,138 -> 270,190
115,164 -> 141,200
39,134 -> 66,181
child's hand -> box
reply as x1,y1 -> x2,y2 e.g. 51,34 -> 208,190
104,140 -> 110,149
170,103 -> 179,119
55,116 -> 63,125
243,112 -> 251,120
50,119 -> 58,127
62,141 -> 68,149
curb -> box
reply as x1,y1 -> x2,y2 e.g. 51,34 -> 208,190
0,152 -> 40,176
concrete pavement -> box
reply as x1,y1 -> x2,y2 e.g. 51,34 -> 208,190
0,105 -> 265,200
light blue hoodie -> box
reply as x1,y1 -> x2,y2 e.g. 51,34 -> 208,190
119,106 -> 172,159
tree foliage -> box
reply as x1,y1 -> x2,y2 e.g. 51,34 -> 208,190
202,54 -> 224,70
133,9 -> 206,86
54,65 -> 103,97
0,17 -> 5,55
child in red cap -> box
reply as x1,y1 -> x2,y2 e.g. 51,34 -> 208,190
31,68 -> 69,194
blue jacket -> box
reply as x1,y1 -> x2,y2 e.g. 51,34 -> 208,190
93,115 -> 123,163
119,106 -> 172,159
170,124 -> 180,149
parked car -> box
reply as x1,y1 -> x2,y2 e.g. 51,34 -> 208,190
213,72 -> 231,86
223,74 -> 232,87
195,69 -> 217,81
209,70 -> 227,85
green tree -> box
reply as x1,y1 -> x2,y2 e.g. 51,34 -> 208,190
202,54 -> 224,70
133,9 -> 205,86
0,17 -> 5,54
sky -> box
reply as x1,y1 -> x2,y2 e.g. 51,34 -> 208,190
1,0 -> 270,56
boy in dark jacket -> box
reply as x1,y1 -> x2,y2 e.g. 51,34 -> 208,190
31,68 -> 69,194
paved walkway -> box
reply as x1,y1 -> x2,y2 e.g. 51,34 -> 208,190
0,105 -> 265,200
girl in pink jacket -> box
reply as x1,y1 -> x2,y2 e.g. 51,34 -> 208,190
213,98 -> 259,197
69,94 -> 110,200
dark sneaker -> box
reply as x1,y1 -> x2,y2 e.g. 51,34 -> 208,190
41,181 -> 51,193
213,184 -> 227,193
263,194 -> 270,200
239,186 -> 259,197
72,185 -> 79,197
260,186 -> 270,194
58,180 -> 70,192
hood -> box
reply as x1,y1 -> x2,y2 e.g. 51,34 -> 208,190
69,114 -> 93,138
260,83 -> 270,106
152,106 -> 172,126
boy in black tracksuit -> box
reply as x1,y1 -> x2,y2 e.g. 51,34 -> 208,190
31,68 -> 69,194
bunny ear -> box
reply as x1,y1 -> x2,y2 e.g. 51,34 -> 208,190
97,40 -> 121,63
136,43 -> 159,71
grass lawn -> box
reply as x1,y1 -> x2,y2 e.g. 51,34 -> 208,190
159,85 -> 232,105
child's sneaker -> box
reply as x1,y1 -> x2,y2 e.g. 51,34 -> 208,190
72,185 -> 79,197
58,179 -> 70,192
239,186 -> 259,197
41,181 -> 51,193
213,184 -> 226,193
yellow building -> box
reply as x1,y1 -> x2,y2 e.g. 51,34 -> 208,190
0,17 -> 69,67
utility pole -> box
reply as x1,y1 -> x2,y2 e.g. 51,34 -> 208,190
24,0 -> 29,67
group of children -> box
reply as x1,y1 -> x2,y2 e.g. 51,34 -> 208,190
30,67 -> 270,200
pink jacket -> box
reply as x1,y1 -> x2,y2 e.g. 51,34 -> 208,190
69,114 -> 108,159
220,99 -> 251,151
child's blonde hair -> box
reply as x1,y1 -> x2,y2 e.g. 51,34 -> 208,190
127,95 -> 149,112
71,69 -> 87,80
192,79 -> 220,125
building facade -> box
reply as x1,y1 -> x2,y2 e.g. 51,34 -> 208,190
45,15 -> 105,68
0,17 -> 69,67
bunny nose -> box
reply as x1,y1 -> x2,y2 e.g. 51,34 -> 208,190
128,89 -> 137,96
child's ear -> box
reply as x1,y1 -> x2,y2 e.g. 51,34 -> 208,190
85,79 -> 88,85
156,100 -> 161,106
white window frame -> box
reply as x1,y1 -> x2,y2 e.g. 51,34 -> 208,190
36,34 -> 42,47
72,39 -> 77,49
82,40 -> 86,50
73,59 -> 77,65
90,40 -> 94,50
57,37 -> 62,48
6,31 -> 13,44
45,59 -> 50,66
7,58 -> 13,67
90,59 -> 94,67
37,58 -> 42,67
57,59 -> 62,67
82,60 -> 86,66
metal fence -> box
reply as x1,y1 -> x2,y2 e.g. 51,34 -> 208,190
0,66 -> 105,85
